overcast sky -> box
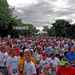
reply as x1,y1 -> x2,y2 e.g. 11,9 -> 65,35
7,0 -> 75,27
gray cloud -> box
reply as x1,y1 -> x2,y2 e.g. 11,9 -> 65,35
10,0 -> 75,27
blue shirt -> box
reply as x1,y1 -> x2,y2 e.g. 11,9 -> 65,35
65,51 -> 75,63
45,47 -> 53,54
7,56 -> 18,71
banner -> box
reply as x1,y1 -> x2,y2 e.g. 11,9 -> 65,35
56,66 -> 75,75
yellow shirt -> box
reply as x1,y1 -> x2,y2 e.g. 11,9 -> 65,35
18,56 -> 25,75
19,56 -> 25,65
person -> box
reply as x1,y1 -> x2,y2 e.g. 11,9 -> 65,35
18,51 -> 25,75
40,51 -> 50,75
24,49 -> 36,75
6,48 -> 18,75
59,57 -> 69,66
64,46 -> 75,64
0,46 -> 8,75
0,71 -> 3,75
49,54 -> 60,75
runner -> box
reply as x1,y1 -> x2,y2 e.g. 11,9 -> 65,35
24,49 -> 36,75
6,48 -> 18,75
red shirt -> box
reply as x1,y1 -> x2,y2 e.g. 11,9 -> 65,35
16,48 -> 20,56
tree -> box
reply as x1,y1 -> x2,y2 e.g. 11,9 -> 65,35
65,24 -> 75,38
45,19 -> 75,38
43,26 -> 49,32
18,24 -> 39,36
52,19 -> 71,37
71,24 -> 75,38
0,0 -> 10,36
48,26 -> 55,36
0,0 -> 39,37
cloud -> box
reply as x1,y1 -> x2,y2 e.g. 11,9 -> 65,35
8,0 -> 75,27
7,0 -> 39,7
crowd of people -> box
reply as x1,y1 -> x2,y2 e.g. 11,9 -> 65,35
0,36 -> 75,75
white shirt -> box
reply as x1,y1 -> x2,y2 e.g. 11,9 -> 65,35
49,57 -> 60,67
40,58 -> 49,68
34,52 -> 40,61
0,51 -> 7,66
6,56 -> 18,73
24,61 -> 36,75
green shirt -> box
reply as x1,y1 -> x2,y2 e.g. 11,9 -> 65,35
59,59 -> 68,66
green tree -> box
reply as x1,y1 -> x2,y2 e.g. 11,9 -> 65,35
0,0 -> 39,37
0,0 -> 10,36
46,19 -> 75,38
43,26 -> 50,35
52,19 -> 70,37
65,24 -> 75,38
19,24 -> 39,36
